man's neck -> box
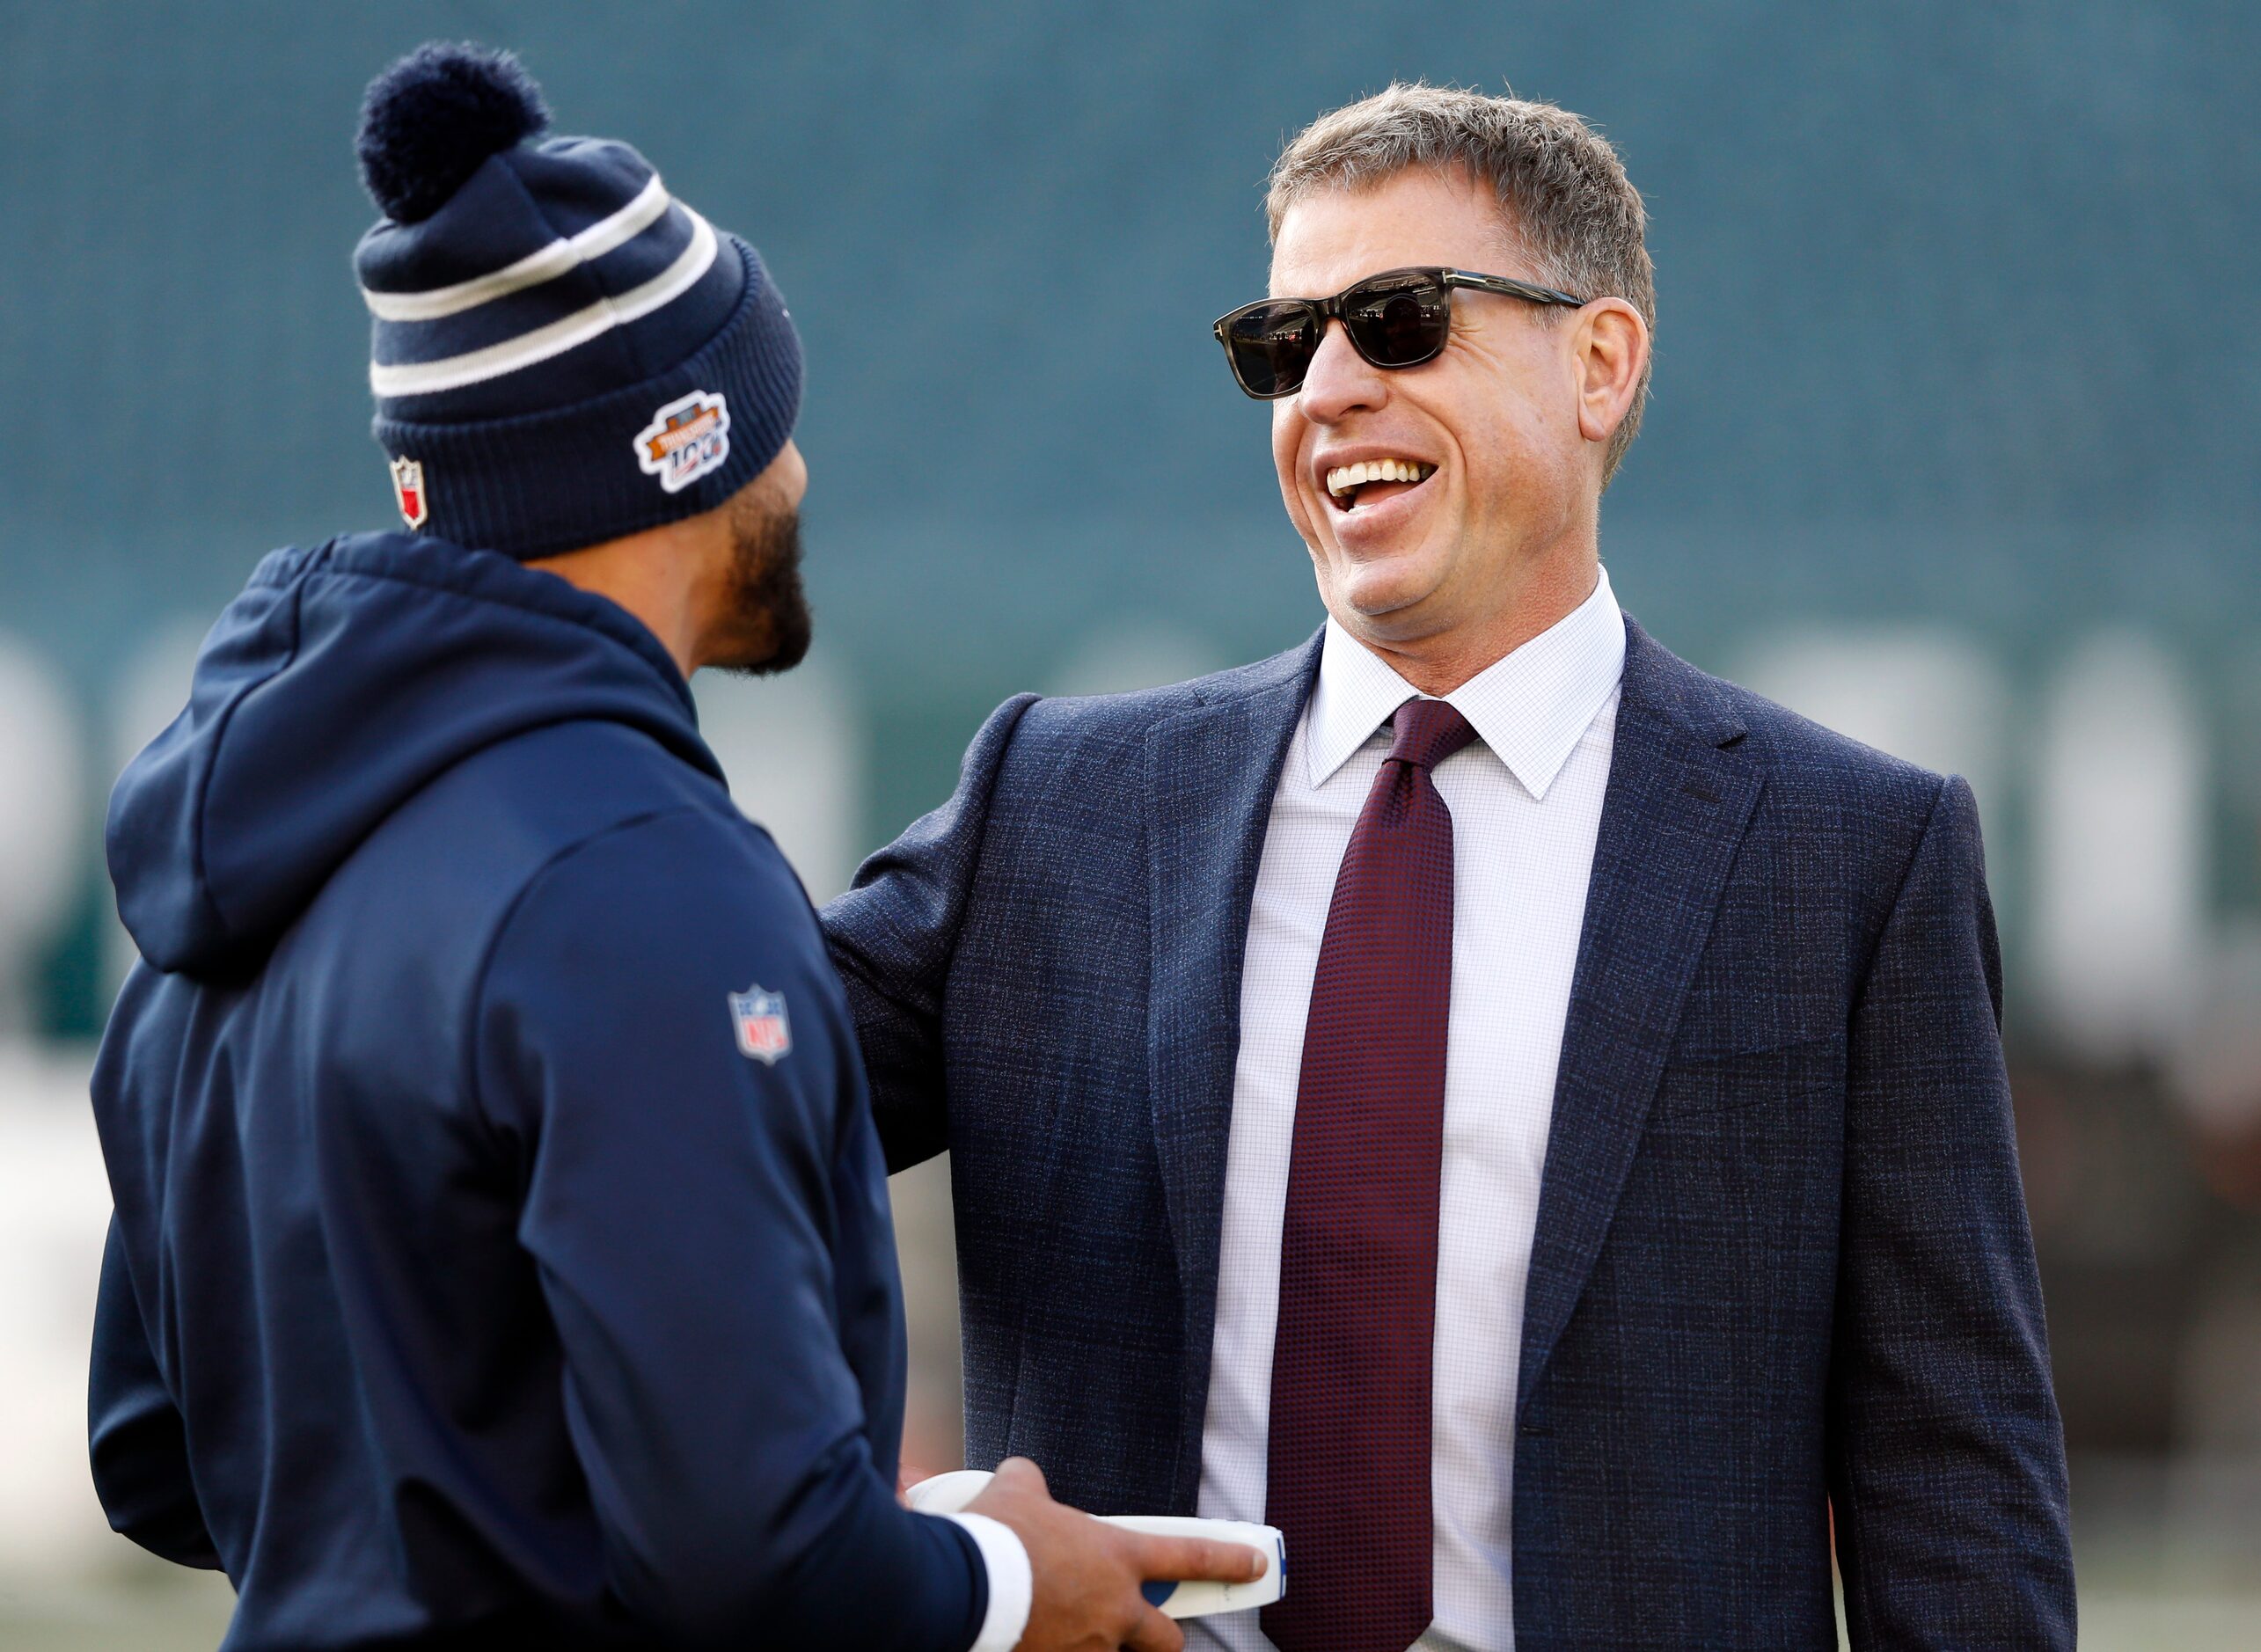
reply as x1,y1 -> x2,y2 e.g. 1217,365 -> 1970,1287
1338,553 -> 1602,698
527,526 -> 718,679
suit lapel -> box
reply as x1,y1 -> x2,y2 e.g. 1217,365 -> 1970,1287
1146,632 -> 1319,1502
1515,619 -> 1760,1422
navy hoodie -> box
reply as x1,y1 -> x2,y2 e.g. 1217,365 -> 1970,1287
91,533 -> 987,1650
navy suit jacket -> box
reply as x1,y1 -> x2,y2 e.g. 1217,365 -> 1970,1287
824,618 -> 2075,1648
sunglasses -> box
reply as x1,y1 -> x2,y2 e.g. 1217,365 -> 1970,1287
1211,266 -> 1588,400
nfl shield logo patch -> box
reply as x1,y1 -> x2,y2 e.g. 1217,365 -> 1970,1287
728,984 -> 791,1064
391,457 -> 428,529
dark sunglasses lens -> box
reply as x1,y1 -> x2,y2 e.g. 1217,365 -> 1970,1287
1343,273 -> 1452,366
1225,303 -> 1321,398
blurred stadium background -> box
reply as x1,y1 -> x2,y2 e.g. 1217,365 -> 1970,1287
1,3 -> 2256,1644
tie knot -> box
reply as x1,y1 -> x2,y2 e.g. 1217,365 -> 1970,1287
1385,698 -> 1477,771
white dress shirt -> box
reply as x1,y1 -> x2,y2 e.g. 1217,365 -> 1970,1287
1193,567 -> 1626,1652
940,1510 -> 1031,1652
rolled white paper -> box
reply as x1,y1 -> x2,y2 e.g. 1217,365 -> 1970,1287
904,1470 -> 1286,1619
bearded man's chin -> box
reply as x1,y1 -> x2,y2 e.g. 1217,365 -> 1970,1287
734,610 -> 812,676
716,500 -> 814,677
713,605 -> 811,676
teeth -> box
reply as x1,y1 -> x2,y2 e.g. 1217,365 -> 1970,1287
1326,458 -> 1437,501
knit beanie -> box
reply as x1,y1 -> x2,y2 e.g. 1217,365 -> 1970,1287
353,44 -> 802,559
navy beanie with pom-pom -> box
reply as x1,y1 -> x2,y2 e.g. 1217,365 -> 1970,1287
353,43 -> 801,559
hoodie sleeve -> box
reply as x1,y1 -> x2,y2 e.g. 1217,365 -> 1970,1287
88,1219 -> 221,1569
473,803 -> 996,1652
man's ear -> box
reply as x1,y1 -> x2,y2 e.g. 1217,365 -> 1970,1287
1572,299 -> 1649,448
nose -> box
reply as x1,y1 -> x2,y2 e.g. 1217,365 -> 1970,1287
1296,317 -> 1389,423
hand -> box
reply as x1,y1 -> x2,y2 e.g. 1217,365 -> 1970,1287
966,1457 -> 1268,1652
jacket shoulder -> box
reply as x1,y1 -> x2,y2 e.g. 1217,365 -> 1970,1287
1628,621 -> 1950,829
1004,633 -> 1318,753
328,718 -> 751,960
1731,681 -> 1946,812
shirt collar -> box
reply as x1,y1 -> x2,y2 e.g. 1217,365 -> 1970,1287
1306,564 -> 1626,800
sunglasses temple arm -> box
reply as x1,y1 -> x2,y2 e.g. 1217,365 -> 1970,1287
1445,269 -> 1588,307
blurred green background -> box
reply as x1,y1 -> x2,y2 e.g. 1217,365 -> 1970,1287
1,3 -> 2255,1645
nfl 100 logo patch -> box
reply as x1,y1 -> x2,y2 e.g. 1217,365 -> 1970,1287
728,984 -> 791,1064
634,390 -> 731,493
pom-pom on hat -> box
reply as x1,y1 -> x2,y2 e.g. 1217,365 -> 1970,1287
357,45 -> 548,223
353,43 -> 801,559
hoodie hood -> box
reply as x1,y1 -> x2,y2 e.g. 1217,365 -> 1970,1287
109,531 -> 723,978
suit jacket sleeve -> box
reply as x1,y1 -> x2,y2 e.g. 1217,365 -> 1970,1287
88,1217 -> 221,1569
1827,775 -> 2075,1648
823,693 -> 1039,1173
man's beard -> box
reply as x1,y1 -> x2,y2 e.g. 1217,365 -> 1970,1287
713,486 -> 813,677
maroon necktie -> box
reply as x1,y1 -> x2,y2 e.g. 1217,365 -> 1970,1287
1263,698 -> 1476,1652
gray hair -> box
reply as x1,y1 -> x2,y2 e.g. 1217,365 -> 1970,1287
1267,83 -> 1656,484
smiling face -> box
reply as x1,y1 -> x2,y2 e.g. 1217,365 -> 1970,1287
1268,166 -> 1643,683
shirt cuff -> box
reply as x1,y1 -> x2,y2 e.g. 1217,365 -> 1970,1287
943,1510 -> 1032,1652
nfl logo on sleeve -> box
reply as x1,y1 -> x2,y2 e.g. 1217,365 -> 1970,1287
728,984 -> 791,1064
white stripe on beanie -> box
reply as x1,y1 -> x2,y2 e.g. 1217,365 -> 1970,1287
360,173 -> 674,323
369,209 -> 721,398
